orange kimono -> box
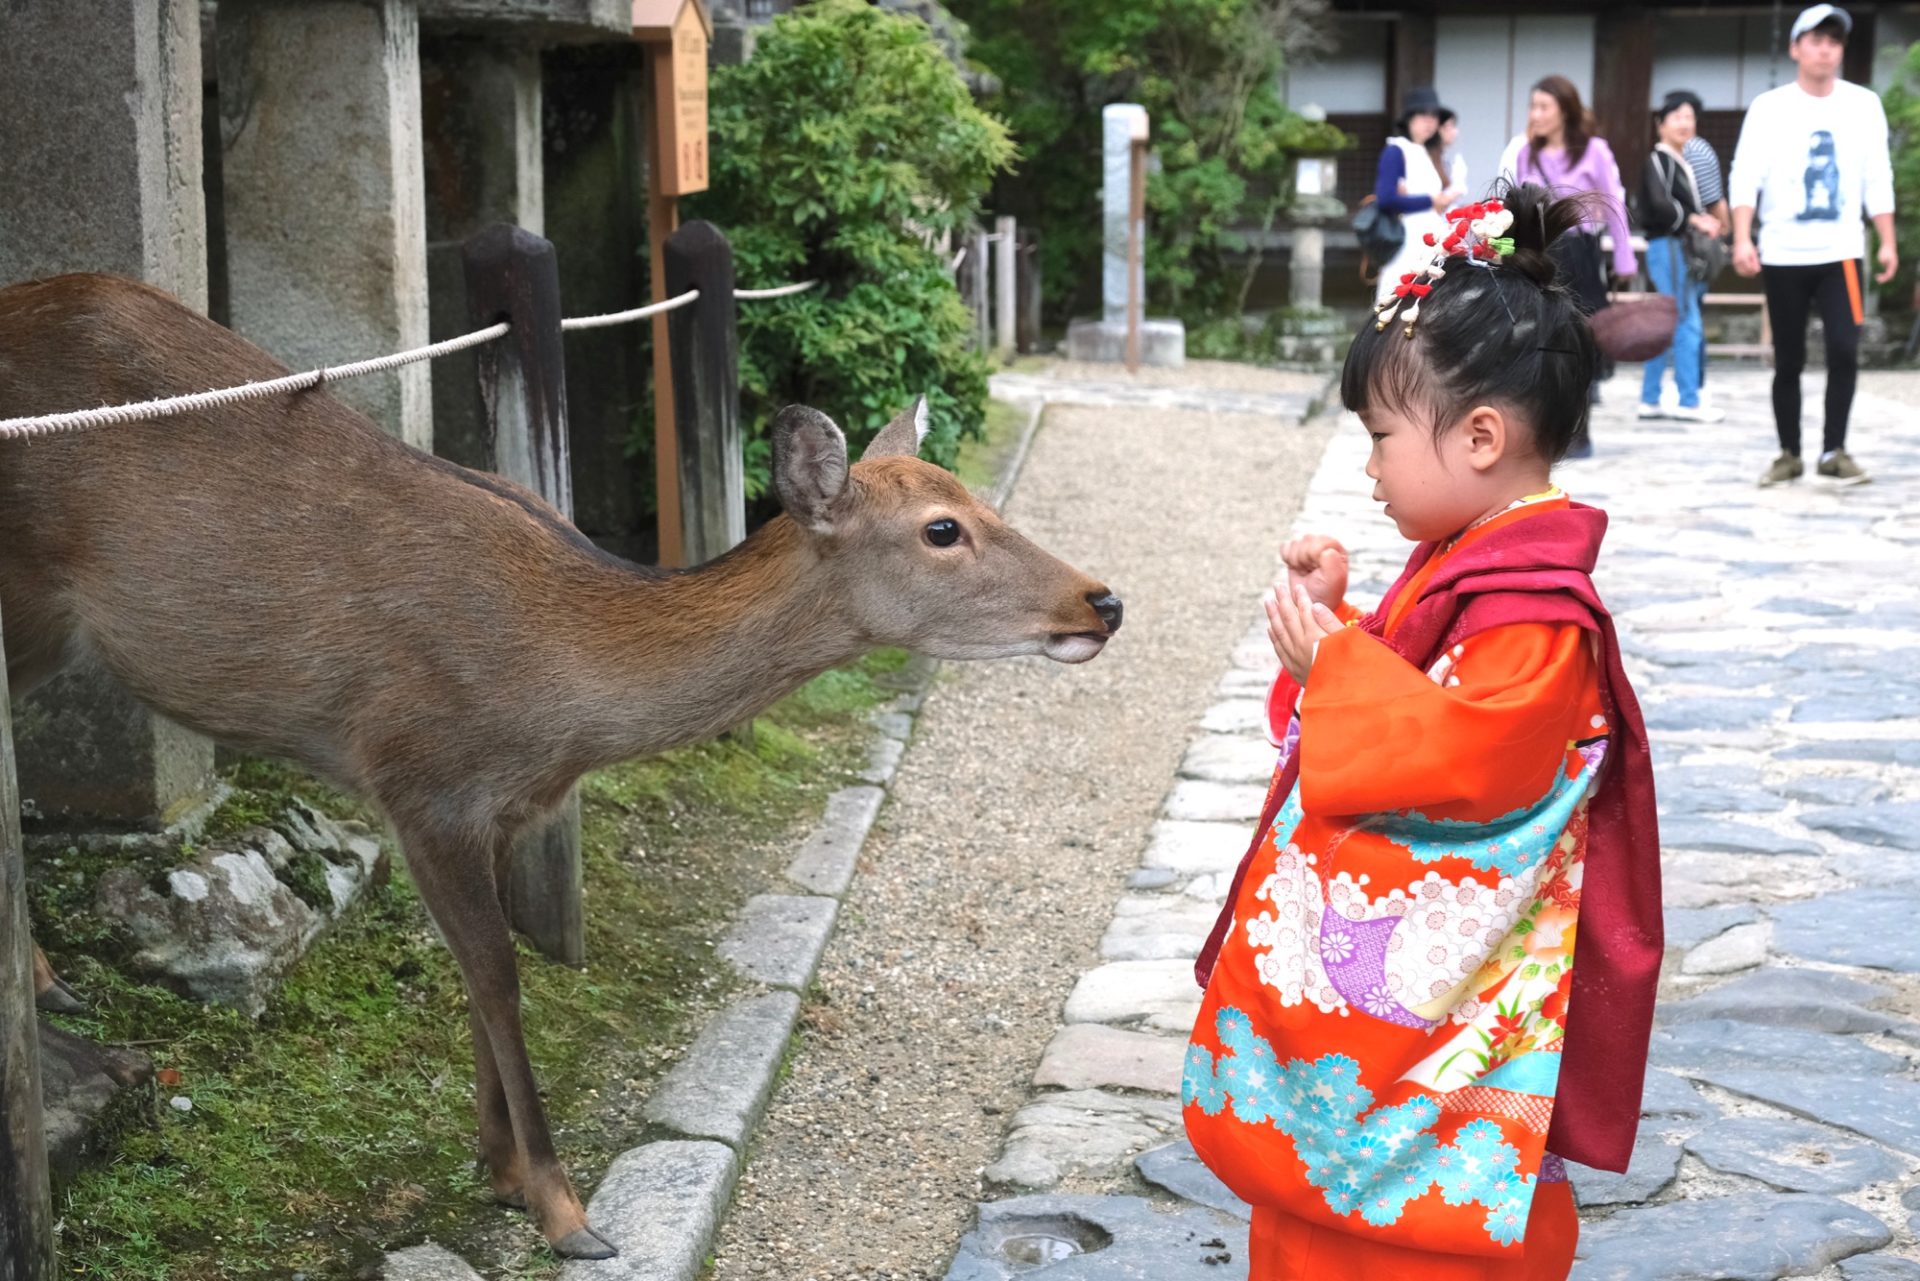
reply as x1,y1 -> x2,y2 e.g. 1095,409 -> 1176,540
1187,494 -> 1611,1280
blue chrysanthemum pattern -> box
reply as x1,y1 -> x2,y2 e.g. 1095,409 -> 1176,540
1184,1007 -> 1536,1246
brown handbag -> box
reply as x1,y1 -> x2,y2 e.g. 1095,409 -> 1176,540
1587,294 -> 1678,362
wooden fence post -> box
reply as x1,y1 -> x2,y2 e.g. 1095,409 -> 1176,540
662,220 -> 744,566
0,604 -> 56,1281
994,215 -> 1017,362
1017,230 -> 1042,356
971,227 -> 991,353
461,223 -> 585,967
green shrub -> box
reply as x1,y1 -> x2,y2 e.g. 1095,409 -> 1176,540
1880,45 -> 1920,311
680,0 -> 1016,512
950,0 -> 1347,328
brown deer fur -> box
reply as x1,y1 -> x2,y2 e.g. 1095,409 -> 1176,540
0,274 -> 1120,1257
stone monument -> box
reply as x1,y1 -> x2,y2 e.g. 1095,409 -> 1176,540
1270,105 -> 1349,365
1066,103 -> 1185,367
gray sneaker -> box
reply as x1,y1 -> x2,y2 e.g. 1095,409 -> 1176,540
1817,450 -> 1870,485
1759,453 -> 1804,487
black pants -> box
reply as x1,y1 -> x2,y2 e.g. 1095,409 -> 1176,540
1761,260 -> 1863,456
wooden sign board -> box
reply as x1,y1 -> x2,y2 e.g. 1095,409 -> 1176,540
634,0 -> 710,195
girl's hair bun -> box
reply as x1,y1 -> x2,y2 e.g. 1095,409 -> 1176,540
1338,178 -> 1602,465
1500,180 -> 1596,290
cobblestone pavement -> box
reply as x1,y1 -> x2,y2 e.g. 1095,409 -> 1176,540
946,367 -> 1920,1281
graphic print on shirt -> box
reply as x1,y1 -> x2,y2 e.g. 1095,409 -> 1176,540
1800,131 -> 1841,222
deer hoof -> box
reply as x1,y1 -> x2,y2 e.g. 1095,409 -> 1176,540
492,1188 -> 527,1210
552,1226 -> 616,1260
35,977 -> 87,1014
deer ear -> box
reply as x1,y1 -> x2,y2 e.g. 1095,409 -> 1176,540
860,395 -> 931,461
771,405 -> 850,533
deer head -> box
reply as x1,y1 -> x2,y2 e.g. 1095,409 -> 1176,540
771,398 -> 1122,663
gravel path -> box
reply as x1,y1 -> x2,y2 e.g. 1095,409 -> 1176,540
705,384 -> 1335,1280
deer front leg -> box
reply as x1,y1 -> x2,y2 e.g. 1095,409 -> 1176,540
406,832 -> 615,1260
33,941 -> 86,1013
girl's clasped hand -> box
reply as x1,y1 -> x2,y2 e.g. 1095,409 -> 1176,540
1264,535 -> 1349,683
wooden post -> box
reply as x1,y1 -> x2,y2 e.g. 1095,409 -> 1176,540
971,228 -> 991,353
663,220 -> 744,566
461,223 -> 585,967
1017,230 -> 1042,355
994,215 -> 1017,362
647,178 -> 684,568
1126,138 -> 1147,373
0,603 -> 56,1281
635,0 -> 712,569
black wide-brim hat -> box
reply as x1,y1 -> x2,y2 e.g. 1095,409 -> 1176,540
1401,86 -> 1444,119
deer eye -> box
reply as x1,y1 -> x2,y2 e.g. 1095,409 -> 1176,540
924,518 -> 961,547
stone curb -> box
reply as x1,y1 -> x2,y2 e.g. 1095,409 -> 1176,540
559,1141 -> 740,1281
642,990 -> 802,1148
785,785 -> 886,895
717,894 -> 839,990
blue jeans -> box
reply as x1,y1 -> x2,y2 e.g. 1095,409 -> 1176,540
1641,236 -> 1705,408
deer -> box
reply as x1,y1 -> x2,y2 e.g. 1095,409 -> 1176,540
0,273 -> 1122,1259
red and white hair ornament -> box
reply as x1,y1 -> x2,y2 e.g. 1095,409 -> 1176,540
1374,200 -> 1518,338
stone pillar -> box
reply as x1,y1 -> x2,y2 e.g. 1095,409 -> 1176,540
1100,103 -> 1148,327
1290,226 -> 1325,312
1066,103 -> 1183,367
0,0 -> 218,828
218,0 -> 432,450
422,34 -> 545,471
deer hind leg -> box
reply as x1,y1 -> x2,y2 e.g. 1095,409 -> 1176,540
469,999 -> 526,1208
403,826 -> 614,1260
33,942 -> 86,1014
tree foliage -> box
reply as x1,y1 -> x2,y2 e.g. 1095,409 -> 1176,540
1878,44 -> 1920,309
683,0 -> 1015,509
949,0 -> 1348,325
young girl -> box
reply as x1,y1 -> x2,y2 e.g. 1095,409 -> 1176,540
1186,184 -> 1662,1281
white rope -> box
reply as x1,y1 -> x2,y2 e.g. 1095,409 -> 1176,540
1,277 -> 816,441
0,321 -> 510,441
558,288 -> 701,331
733,279 -> 818,300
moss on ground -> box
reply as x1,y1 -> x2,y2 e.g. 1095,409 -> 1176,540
37,650 -> 905,1280
954,395 -> 1030,494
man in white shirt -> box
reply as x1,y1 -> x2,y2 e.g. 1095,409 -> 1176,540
1730,3 -> 1896,486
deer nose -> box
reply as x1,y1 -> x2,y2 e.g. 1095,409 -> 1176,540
1087,591 -> 1123,634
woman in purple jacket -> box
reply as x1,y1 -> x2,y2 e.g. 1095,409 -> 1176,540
1499,75 -> 1639,455
1371,86 -> 1462,305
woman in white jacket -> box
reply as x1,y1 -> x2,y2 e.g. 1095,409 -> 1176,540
1370,87 -> 1461,304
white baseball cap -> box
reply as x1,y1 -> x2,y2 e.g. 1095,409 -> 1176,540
1790,4 -> 1852,43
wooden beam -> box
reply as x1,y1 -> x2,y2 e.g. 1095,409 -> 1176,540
417,0 -> 629,40
1595,7 -> 1656,203
1387,11 -> 1435,121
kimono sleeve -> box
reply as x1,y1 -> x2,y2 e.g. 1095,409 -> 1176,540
1264,600 -> 1367,747
1297,620 -> 1598,820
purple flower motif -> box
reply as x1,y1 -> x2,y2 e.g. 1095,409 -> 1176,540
1321,927 -> 1356,965
1360,984 -> 1403,1019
